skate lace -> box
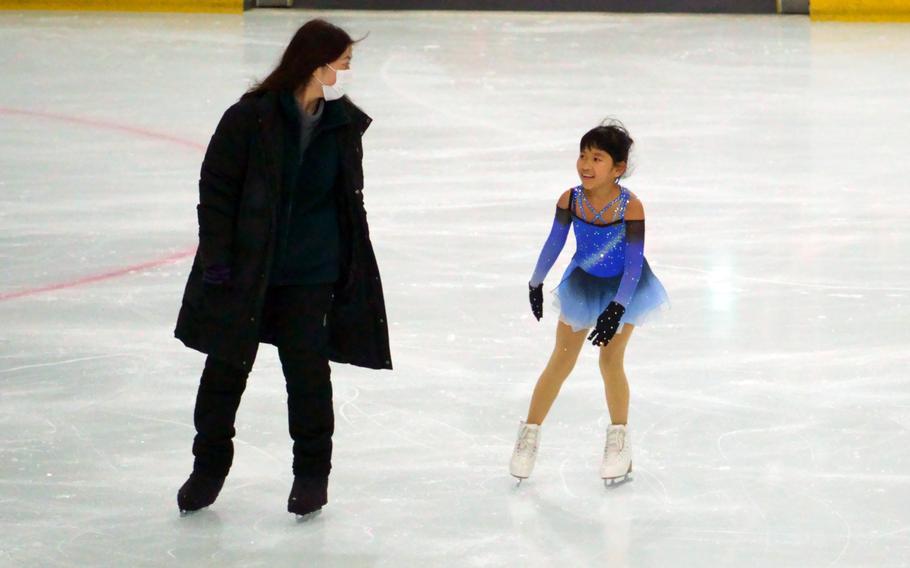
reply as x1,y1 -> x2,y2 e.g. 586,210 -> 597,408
516,428 -> 538,455
605,429 -> 625,458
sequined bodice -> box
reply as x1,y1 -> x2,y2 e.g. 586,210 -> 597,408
571,186 -> 630,277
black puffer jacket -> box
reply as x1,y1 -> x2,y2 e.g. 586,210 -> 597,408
174,91 -> 392,372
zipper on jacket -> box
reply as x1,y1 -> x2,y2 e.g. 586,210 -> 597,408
276,128 -> 306,278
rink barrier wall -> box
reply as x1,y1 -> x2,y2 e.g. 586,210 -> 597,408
810,0 -> 910,21
0,0 -> 246,13
778,0 -> 809,14
291,0 -> 779,13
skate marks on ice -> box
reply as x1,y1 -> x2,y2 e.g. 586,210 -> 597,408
3,9 -> 910,566
0,353 -> 132,375
714,422 -> 854,567
377,51 -> 572,161
506,469 -> 648,566
629,369 -> 862,565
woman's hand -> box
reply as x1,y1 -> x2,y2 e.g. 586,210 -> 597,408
588,301 -> 625,346
529,283 -> 544,321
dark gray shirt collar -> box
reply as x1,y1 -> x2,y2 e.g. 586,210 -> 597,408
298,98 -> 324,125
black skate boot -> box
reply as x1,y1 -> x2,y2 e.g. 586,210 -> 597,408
177,472 -> 226,514
287,476 -> 328,518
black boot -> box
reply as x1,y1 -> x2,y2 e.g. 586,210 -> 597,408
177,471 -> 226,513
287,476 -> 328,516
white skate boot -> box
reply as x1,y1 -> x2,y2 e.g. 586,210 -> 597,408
601,424 -> 632,486
509,422 -> 541,483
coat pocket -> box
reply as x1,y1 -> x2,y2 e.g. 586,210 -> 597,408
201,282 -> 237,324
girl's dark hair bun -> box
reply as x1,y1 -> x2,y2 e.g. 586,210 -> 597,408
580,119 -> 634,172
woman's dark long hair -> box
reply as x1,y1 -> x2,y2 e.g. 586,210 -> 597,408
244,19 -> 357,99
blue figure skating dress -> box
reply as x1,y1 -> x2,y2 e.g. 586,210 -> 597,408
530,185 -> 669,332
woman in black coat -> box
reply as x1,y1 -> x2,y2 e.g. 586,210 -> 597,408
174,19 -> 391,517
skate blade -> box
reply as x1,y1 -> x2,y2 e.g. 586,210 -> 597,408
603,474 -> 633,488
294,508 -> 323,522
510,474 -> 528,486
602,463 -> 633,488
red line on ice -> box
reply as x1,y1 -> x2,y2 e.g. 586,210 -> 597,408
0,106 -> 203,302
0,107 -> 206,152
0,247 -> 198,301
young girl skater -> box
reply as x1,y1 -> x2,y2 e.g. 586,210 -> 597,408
511,120 -> 668,485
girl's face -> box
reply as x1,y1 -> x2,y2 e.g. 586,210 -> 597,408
577,147 -> 626,191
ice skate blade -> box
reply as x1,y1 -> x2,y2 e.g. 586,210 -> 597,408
511,474 -> 528,486
294,508 -> 323,522
602,463 -> 633,488
602,474 -> 633,488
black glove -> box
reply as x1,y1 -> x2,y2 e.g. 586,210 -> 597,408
588,301 -> 626,346
203,264 -> 231,286
529,282 -> 543,321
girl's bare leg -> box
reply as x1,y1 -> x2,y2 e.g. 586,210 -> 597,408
598,324 -> 634,425
525,321 -> 589,425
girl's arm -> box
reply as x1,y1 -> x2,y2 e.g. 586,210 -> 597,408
529,190 -> 572,287
613,197 -> 646,306
588,196 -> 645,346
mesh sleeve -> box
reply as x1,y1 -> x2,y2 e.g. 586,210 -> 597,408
613,220 -> 645,307
529,207 -> 571,287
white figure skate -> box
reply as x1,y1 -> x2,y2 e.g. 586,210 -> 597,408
509,421 -> 541,484
601,424 -> 633,486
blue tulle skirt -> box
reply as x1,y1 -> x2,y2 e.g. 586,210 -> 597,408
552,258 -> 669,332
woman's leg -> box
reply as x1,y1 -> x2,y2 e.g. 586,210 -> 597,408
525,321 -> 589,425
270,285 -> 336,480
178,356 -> 249,512
598,324 -> 634,425
191,355 -> 250,477
280,345 -> 334,479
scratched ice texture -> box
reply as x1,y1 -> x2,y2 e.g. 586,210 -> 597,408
1,8 -> 910,567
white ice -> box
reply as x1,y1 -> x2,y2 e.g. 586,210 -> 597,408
2,8 -> 910,567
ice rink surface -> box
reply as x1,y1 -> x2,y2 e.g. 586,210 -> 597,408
2,8 -> 910,567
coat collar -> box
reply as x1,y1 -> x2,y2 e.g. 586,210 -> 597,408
249,90 -> 372,198
341,97 -> 372,135
278,90 -> 352,132
253,90 -> 371,134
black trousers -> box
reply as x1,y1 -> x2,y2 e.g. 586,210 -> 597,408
191,284 -> 335,479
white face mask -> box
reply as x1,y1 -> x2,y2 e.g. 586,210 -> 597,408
318,64 -> 352,101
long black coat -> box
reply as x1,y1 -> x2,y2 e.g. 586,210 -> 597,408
175,91 -> 392,373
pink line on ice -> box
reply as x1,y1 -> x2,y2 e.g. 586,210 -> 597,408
0,107 -> 207,152
0,106 -> 203,302
0,247 -> 198,301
